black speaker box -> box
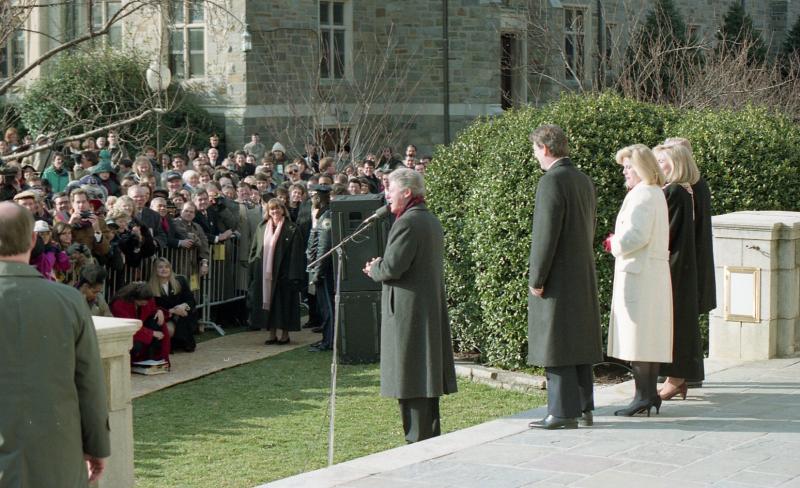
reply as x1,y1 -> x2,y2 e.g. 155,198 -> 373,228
330,194 -> 389,292
337,290 -> 381,364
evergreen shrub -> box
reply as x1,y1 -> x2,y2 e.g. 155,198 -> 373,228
20,48 -> 220,154
428,93 -> 800,369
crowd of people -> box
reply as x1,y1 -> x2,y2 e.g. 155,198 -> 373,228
0,127 -> 431,368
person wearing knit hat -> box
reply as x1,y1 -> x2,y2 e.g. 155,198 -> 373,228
34,220 -> 50,233
271,142 -> 288,176
89,151 -> 120,197
31,219 -> 70,281
271,142 -> 286,155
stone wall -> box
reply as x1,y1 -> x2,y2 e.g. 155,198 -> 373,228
710,211 -> 800,360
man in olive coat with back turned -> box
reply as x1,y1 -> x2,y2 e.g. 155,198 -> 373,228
0,202 -> 110,487
364,168 -> 458,443
527,125 -> 603,430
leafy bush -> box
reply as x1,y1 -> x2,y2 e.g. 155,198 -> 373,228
19,48 -> 220,155
665,106 -> 800,213
428,93 -> 800,369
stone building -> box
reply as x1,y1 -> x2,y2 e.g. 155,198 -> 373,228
2,0 -> 799,158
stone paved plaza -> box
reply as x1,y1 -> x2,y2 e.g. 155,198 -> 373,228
261,357 -> 800,488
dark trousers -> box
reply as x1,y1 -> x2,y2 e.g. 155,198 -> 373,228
545,364 -> 594,418
316,275 -> 335,347
399,397 -> 441,443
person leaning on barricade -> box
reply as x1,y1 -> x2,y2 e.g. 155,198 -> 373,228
105,207 -> 157,270
192,188 -> 234,245
173,201 -> 210,270
150,196 -> 181,249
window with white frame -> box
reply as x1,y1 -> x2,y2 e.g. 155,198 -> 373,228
65,1 -> 122,47
0,31 -> 25,79
319,1 -> 350,79
170,0 -> 205,79
564,7 -> 585,82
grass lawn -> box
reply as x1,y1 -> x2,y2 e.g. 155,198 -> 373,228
133,347 -> 544,488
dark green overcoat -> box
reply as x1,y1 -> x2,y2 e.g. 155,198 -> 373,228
370,204 -> 458,399
527,158 -> 603,367
0,261 -> 110,487
247,219 -> 306,331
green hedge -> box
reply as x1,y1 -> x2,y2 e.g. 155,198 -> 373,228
427,93 -> 800,369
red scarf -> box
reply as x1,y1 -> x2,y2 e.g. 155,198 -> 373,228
393,195 -> 425,219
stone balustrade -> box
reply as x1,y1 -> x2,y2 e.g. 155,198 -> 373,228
93,316 -> 139,488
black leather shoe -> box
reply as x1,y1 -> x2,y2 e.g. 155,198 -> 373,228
308,344 -> 332,352
528,415 -> 578,430
312,326 -> 323,333
264,338 -> 279,345
579,411 -> 593,427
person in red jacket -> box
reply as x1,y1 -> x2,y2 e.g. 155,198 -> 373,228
110,281 -> 171,365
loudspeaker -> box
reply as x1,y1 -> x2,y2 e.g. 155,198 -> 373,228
337,291 -> 381,364
330,194 -> 389,292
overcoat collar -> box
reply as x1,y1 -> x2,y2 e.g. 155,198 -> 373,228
399,202 -> 428,217
0,260 -> 41,277
548,157 -> 573,171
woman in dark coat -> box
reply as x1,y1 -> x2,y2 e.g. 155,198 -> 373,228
653,144 -> 703,400
148,257 -> 198,353
664,137 -> 716,387
248,197 -> 305,344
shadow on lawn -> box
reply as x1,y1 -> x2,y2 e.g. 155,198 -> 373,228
133,347 -> 388,483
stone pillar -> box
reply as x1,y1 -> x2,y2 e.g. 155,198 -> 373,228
710,211 -> 800,360
93,316 -> 140,488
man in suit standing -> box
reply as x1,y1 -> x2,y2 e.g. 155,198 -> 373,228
363,168 -> 458,443
128,184 -> 168,248
527,124 -> 603,430
0,201 -> 110,485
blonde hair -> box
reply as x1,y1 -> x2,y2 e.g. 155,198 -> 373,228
615,144 -> 665,187
147,257 -> 181,296
113,196 -> 135,212
663,137 -> 692,152
652,144 -> 699,185
105,207 -> 130,221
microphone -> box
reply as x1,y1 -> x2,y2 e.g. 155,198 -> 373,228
362,205 -> 390,225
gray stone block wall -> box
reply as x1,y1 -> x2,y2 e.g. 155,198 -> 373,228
224,0 -> 800,159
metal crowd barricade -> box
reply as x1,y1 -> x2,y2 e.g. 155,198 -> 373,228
199,235 -> 249,335
102,236 -> 248,337
104,246 -> 202,305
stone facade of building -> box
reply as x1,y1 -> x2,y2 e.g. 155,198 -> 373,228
5,0 -> 800,159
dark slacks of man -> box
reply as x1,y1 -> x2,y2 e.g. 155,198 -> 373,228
368,204 -> 458,443
0,262 -> 110,486
528,158 -> 603,424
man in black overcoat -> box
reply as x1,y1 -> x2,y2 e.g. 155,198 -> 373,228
527,125 -> 603,430
364,168 -> 457,443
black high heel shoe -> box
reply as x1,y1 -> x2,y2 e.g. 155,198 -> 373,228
614,397 -> 661,417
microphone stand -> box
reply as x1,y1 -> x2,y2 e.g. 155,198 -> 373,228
306,217 -> 383,467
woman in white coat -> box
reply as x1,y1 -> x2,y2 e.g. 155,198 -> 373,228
607,144 -> 673,417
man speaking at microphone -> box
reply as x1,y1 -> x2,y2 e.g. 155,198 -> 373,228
363,168 -> 457,443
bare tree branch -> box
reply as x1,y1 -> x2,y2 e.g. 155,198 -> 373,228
6,108 -> 158,161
